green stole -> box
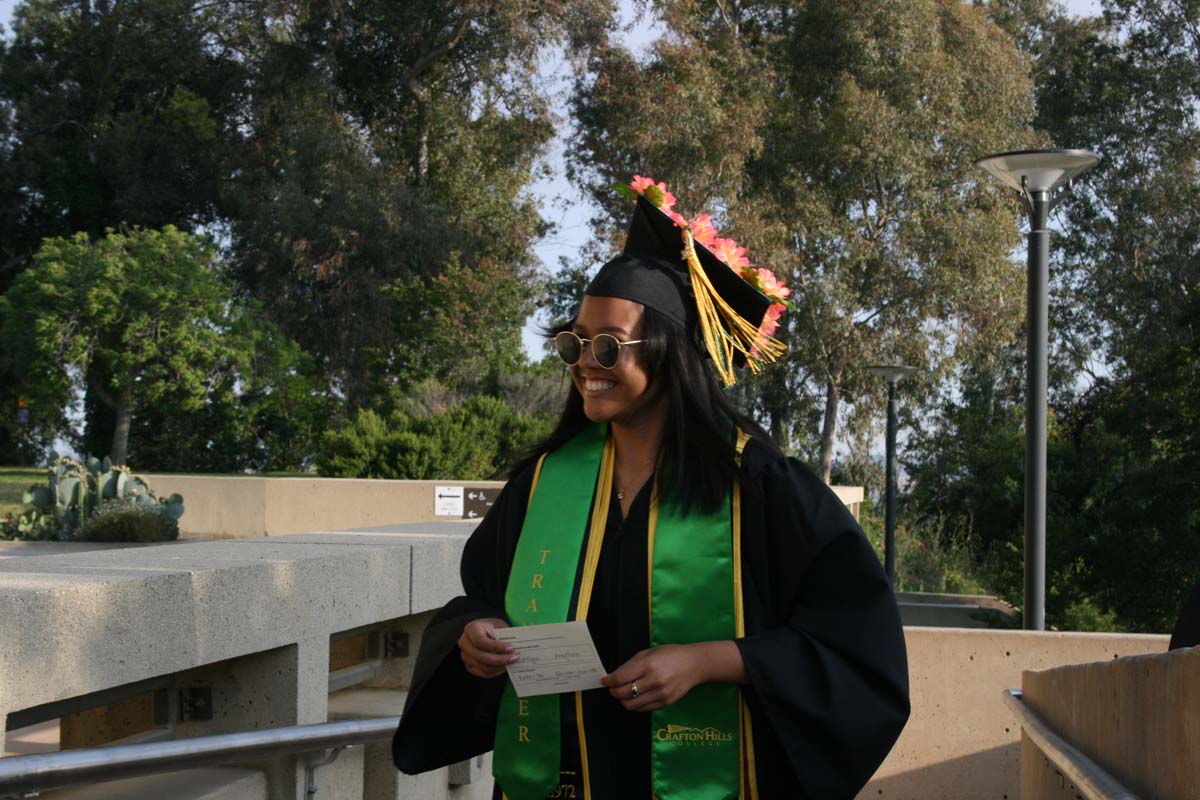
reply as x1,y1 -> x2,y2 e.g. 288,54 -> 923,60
493,423 -> 757,800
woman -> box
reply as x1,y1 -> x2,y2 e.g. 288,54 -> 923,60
392,178 -> 910,799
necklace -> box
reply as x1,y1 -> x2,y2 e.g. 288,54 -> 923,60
616,460 -> 655,501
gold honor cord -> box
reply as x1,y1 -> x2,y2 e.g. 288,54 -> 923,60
572,434 -> 614,800
528,453 -> 548,502
680,231 -> 786,387
732,429 -> 759,800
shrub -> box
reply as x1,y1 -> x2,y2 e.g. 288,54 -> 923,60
318,395 -> 554,480
78,498 -> 180,542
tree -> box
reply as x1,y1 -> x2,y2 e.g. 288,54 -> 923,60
103,319 -> 331,473
222,0 -> 609,407
1017,0 -> 1199,629
0,0 -> 236,263
897,0 -> 1200,632
1,226 -> 261,465
568,0 -> 1039,478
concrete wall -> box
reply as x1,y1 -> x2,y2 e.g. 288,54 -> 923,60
142,475 -> 865,539
0,523 -> 485,799
141,475 -> 505,539
1020,646 -> 1198,800
860,627 -> 1169,800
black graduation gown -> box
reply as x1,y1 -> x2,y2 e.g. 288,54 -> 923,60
392,440 -> 910,799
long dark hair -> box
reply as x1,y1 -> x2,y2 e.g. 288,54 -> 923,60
509,305 -> 779,516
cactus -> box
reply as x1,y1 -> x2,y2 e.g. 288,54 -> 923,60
8,455 -> 185,541
1,508 -> 60,541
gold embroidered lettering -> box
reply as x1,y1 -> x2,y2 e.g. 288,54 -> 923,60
539,549 -> 552,565
518,725 -> 530,743
518,699 -> 529,716
531,573 -> 544,589
525,597 -> 538,614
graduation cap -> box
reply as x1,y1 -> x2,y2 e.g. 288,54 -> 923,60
584,179 -> 788,385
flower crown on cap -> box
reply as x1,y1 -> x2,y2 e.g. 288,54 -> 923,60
615,175 -> 792,384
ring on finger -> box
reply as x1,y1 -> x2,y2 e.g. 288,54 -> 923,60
631,682 -> 640,699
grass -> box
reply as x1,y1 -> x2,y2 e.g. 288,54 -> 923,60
0,467 -> 44,518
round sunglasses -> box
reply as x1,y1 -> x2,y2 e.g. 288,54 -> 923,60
554,331 -> 646,369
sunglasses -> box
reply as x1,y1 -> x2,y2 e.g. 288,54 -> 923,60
554,331 -> 647,369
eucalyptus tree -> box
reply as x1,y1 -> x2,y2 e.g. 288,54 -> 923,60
224,0 -> 611,408
569,0 -> 1038,478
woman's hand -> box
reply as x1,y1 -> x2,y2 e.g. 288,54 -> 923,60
458,617 -> 516,679
600,643 -> 705,712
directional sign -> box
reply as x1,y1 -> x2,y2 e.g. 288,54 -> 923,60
434,485 -> 464,517
464,486 -> 500,520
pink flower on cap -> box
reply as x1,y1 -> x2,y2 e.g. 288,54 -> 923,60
711,237 -> 750,271
630,175 -> 677,210
688,213 -> 718,247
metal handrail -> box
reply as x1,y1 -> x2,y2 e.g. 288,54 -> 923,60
1002,689 -> 1139,800
0,716 -> 400,795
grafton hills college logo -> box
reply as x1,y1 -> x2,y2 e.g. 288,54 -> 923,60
654,723 -> 735,746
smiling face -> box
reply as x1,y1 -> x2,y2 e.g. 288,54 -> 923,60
571,295 -> 661,427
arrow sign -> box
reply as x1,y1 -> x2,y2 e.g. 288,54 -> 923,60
463,486 -> 499,521
434,486 -> 464,516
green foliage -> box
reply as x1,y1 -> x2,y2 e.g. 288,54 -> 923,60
861,503 -> 991,597
3,454 -> 185,541
0,0 -> 233,259
568,0 -> 1039,473
897,0 -> 1200,634
78,497 -> 180,543
0,0 -> 608,463
108,319 -> 331,473
0,507 -> 61,541
0,226 -> 318,468
318,395 -> 554,481
221,0 -> 603,409
905,360 -> 1196,633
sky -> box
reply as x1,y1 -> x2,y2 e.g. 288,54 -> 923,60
0,0 -> 1104,357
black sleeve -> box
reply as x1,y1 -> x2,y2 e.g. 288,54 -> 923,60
735,450 -> 910,799
391,467 -> 534,774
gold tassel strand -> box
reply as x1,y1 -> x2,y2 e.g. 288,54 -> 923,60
680,231 -> 786,386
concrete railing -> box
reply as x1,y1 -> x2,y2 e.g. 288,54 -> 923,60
1001,690 -> 1137,800
859,627 -> 1167,799
1018,645 -> 1198,800
0,523 -> 488,800
141,474 -> 866,538
0,520 -> 1171,800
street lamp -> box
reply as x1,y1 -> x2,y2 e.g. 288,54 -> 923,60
867,365 -> 916,586
975,148 -> 1100,630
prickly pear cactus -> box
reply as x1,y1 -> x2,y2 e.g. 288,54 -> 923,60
9,455 -> 185,542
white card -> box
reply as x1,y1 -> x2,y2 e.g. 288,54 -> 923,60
494,621 -> 607,698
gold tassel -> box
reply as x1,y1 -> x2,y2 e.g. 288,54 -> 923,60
680,231 -> 786,386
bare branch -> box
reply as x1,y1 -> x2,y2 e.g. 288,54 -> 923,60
399,6 -> 487,96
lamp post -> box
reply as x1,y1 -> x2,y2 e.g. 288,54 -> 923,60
975,149 -> 1100,630
867,365 -> 916,586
